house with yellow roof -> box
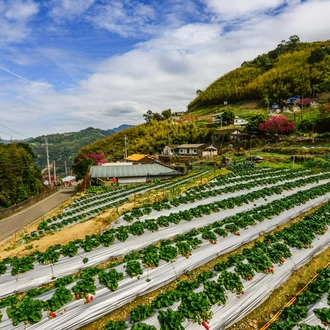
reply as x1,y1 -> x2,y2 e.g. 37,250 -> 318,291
125,154 -> 155,164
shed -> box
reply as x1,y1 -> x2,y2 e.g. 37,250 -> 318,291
90,163 -> 181,185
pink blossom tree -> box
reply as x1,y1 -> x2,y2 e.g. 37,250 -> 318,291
258,116 -> 294,136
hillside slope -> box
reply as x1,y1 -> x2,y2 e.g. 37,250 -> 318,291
188,36 -> 330,110
28,127 -> 114,175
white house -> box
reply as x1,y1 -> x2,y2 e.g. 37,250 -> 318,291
234,116 -> 249,127
174,144 -> 218,157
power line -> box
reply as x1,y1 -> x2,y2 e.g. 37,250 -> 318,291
0,130 -> 19,140
0,116 -> 36,138
0,123 -> 30,139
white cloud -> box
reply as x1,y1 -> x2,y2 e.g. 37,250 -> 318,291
49,0 -> 95,19
0,0 -> 38,44
1,0 -> 330,137
90,0 -> 157,37
204,0 -> 285,20
5,0 -> 39,20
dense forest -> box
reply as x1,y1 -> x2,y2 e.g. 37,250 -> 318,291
188,36 -> 330,110
0,143 -> 44,209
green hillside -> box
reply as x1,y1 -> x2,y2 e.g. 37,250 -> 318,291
188,36 -> 330,110
28,127 -> 114,176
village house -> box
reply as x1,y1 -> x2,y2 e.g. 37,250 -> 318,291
172,144 -> 218,157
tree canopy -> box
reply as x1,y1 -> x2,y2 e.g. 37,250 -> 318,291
0,143 -> 44,209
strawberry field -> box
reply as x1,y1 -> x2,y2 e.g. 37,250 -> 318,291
1,166 -> 330,329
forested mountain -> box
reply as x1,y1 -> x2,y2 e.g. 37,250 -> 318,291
188,36 -> 330,110
0,143 -> 44,209
28,127 -> 114,175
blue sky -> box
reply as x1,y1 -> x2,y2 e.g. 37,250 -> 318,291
0,0 -> 330,138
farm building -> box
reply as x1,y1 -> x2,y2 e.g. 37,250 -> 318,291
89,163 -> 182,185
173,144 -> 218,157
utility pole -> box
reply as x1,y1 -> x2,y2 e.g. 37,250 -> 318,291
64,160 -> 67,176
53,161 -> 56,186
44,139 -> 51,186
124,135 -> 127,160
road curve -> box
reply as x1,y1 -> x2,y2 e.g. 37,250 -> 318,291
0,188 -> 74,242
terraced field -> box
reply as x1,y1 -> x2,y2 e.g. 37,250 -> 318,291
1,166 -> 330,330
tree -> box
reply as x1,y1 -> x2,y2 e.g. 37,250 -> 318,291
143,110 -> 154,123
161,109 -> 172,120
221,109 -> 235,125
308,48 -> 327,64
258,115 -> 294,136
245,114 -> 267,132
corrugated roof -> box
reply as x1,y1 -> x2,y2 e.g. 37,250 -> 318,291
90,163 -> 180,178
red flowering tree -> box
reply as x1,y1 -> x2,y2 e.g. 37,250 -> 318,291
85,153 -> 108,165
258,116 -> 294,136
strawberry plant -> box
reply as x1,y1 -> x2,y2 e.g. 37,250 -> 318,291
197,271 -> 216,283
126,261 -> 143,277
159,245 -> 178,262
43,286 -> 72,311
218,270 -> 243,294
178,291 -> 212,323
144,219 -> 159,232
203,280 -> 227,305
104,319 -> 127,330
61,242 -> 79,257
176,241 -> 192,257
176,280 -> 199,292
130,304 -> 155,323
100,233 -> 115,247
299,325 -> 324,330
142,252 -> 160,268
7,297 -> 43,326
10,255 -> 35,275
131,323 -> 157,330
152,290 -> 182,309
129,221 -> 145,236
98,269 -> 124,291
234,262 -> 255,280
0,261 -> 6,274
72,277 -> 96,296
314,308 -> 330,325
116,228 -> 129,242
281,304 -> 308,324
158,308 -> 185,330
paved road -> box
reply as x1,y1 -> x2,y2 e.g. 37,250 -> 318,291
0,188 -> 75,242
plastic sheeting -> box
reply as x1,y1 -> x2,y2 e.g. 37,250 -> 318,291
131,228 -> 330,330
0,193 -> 330,329
293,294 -> 329,328
0,179 -> 329,300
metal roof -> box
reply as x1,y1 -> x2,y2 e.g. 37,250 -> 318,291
90,163 -> 180,178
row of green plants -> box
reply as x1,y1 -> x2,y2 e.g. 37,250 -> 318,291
102,201 -> 330,329
24,171 -> 208,241
1,183 -> 330,327
1,173 -> 330,279
122,168 -> 316,222
269,267 -> 330,329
